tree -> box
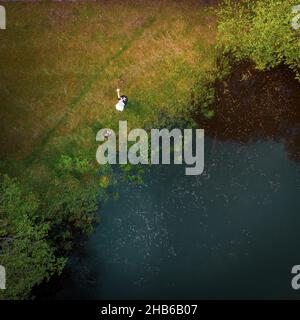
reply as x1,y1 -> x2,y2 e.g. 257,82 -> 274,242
0,175 -> 65,300
217,0 -> 300,77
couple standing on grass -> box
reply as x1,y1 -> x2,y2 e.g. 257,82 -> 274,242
115,88 -> 128,112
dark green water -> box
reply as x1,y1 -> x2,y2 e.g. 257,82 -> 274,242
55,138 -> 300,299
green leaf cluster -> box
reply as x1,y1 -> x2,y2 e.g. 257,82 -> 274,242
217,0 -> 300,76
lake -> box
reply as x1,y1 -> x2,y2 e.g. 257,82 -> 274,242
53,137 -> 300,299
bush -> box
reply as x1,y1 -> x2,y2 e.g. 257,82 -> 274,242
0,175 -> 65,299
217,0 -> 300,77
0,167 -> 102,299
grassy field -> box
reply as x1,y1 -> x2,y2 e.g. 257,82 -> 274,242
0,0 -> 217,181
0,0 -> 220,299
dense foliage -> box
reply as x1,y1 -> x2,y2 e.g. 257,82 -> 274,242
217,0 -> 300,76
0,175 -> 64,299
0,156 -> 104,299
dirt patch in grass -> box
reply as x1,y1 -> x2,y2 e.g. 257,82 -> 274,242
195,63 -> 300,161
